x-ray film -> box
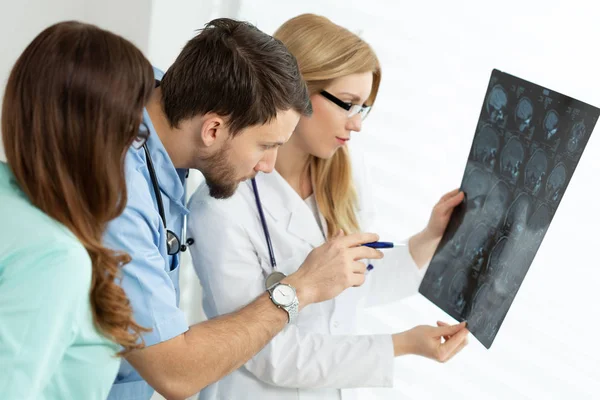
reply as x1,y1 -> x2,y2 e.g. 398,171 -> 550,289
418,69 -> 599,348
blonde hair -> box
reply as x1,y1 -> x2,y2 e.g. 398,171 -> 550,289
274,14 -> 381,238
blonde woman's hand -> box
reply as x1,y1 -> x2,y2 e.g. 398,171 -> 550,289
392,321 -> 469,362
425,189 -> 465,240
409,189 -> 464,267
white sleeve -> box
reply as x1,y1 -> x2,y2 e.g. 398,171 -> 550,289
188,193 -> 395,389
363,243 -> 426,308
246,325 -> 395,389
351,148 -> 426,308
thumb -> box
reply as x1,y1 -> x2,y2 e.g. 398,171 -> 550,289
441,191 -> 465,211
436,321 -> 467,337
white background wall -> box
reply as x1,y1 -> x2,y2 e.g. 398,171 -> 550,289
2,1 -> 599,399
0,0 -> 152,161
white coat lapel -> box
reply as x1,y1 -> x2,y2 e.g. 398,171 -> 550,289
251,171 -> 326,248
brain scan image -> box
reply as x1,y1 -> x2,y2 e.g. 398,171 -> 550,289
472,282 -> 490,309
567,121 -> 587,153
448,270 -> 469,313
484,237 -> 510,278
463,223 -> 492,276
466,309 -> 491,338
515,97 -> 534,133
543,110 -> 560,140
430,274 -> 445,299
500,137 -> 525,184
527,204 -> 551,242
524,149 -> 548,195
546,163 -> 567,203
463,167 -> 490,210
419,69 -> 599,348
448,231 -> 468,256
486,84 -> 508,127
472,125 -> 499,169
504,193 -> 532,237
444,167 -> 488,256
481,181 -> 511,226
502,248 -> 532,289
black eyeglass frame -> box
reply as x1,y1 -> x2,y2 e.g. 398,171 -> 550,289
319,90 -> 372,120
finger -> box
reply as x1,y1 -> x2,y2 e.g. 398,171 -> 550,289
348,246 -> 384,261
443,338 -> 468,363
349,271 -> 366,287
336,232 -> 380,248
441,191 -> 465,211
443,330 -> 469,361
439,328 -> 469,361
352,261 -> 367,274
436,321 -> 461,333
440,188 -> 460,202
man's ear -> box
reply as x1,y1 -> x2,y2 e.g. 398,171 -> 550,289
199,113 -> 227,147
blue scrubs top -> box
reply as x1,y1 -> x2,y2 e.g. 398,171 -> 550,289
105,68 -> 190,400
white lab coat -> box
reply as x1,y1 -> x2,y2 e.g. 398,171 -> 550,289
188,153 -> 427,400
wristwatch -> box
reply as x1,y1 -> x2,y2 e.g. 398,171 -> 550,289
265,271 -> 299,324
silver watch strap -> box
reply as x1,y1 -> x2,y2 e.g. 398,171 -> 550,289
285,297 -> 299,324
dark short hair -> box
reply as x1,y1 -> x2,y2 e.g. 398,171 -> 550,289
161,18 -> 312,135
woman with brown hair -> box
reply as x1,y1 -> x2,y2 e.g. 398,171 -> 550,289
0,21 -> 154,399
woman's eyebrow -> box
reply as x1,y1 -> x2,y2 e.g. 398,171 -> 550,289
337,91 -> 362,102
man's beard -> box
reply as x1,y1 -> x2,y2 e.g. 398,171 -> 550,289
202,142 -> 242,199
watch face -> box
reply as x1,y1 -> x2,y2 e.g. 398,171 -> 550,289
272,284 -> 295,307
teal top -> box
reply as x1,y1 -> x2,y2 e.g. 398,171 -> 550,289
0,162 -> 120,400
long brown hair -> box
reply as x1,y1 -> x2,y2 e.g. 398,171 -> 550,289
2,21 -> 154,353
274,14 -> 382,238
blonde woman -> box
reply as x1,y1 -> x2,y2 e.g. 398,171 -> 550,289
188,14 -> 469,400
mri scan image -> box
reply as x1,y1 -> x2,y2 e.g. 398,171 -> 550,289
567,120 -> 587,153
515,96 -> 534,134
500,137 -> 525,184
419,69 -> 599,348
472,125 -> 500,169
504,193 -> 532,237
543,110 -> 560,140
524,149 -> 548,196
486,84 -> 508,128
545,163 -> 567,203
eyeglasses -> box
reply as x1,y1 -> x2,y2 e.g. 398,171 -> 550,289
133,121 -> 150,149
320,90 -> 372,120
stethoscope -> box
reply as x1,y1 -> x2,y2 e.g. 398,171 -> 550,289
251,178 -> 277,270
143,142 -> 194,257
251,177 -> 289,289
141,79 -> 193,258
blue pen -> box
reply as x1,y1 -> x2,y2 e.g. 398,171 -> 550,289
364,242 -> 400,273
362,241 -> 395,249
